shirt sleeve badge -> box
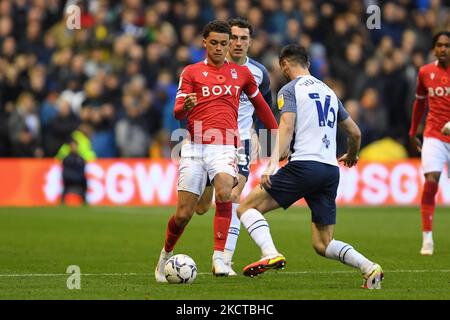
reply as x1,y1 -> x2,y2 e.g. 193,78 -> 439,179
277,94 -> 284,110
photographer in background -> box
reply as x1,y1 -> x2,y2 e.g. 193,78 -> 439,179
57,123 -> 96,205
60,138 -> 87,205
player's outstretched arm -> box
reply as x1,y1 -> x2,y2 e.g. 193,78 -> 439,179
441,121 -> 450,136
409,68 -> 427,152
338,116 -> 361,168
261,112 -> 295,189
408,98 -> 427,152
250,92 -> 278,130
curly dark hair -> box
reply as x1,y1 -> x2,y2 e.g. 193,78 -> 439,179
202,20 -> 231,39
432,31 -> 450,48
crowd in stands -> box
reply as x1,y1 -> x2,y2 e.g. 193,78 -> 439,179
0,0 -> 449,159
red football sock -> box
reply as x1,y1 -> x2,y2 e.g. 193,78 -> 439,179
164,215 -> 185,252
421,180 -> 438,232
214,201 -> 232,251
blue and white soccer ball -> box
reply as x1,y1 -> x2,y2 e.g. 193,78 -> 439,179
164,254 -> 197,284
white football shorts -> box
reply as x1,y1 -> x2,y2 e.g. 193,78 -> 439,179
421,137 -> 450,178
177,143 -> 238,195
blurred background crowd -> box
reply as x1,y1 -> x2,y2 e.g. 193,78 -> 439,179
0,0 -> 449,159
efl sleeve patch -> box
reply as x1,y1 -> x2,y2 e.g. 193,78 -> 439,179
277,94 -> 284,110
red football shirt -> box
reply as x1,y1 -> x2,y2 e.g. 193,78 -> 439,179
416,61 -> 450,143
175,59 -> 259,145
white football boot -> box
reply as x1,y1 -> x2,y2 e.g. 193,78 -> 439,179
155,248 -> 173,283
362,263 -> 384,289
420,240 -> 434,256
212,252 -> 229,277
420,232 -> 434,256
226,261 -> 237,276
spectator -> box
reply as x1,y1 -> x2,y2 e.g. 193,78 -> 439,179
48,12 -> 75,49
381,50 -> 410,143
352,58 -> 383,100
45,94 -> 81,156
0,16 -> 13,45
115,92 -> 150,157
331,42 -> 365,91
25,64 -> 48,105
0,105 -> 11,156
8,92 -> 43,157
60,138 -> 88,205
358,88 -> 388,147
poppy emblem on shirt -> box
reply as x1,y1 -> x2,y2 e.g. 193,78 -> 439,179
216,75 -> 226,83
230,68 -> 238,79
441,76 -> 448,84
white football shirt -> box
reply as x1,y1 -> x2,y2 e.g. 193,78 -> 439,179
277,75 -> 349,166
238,57 -> 273,140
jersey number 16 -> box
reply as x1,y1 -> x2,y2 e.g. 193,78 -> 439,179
309,93 -> 336,128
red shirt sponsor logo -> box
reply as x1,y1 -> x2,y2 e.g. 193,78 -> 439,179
416,62 -> 450,143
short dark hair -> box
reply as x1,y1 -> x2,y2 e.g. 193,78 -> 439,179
202,20 -> 231,39
432,31 -> 450,48
279,44 -> 310,68
228,18 -> 253,36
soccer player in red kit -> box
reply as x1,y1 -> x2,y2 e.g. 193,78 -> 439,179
409,31 -> 450,256
154,20 -> 278,281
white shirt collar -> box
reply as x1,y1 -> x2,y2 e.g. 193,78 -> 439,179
203,58 -> 229,65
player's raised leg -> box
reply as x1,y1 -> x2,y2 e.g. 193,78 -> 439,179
155,154 -> 206,283
311,223 -> 383,289
237,186 -> 286,277
155,191 -> 198,282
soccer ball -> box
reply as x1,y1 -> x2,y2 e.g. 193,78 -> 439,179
164,254 -> 197,284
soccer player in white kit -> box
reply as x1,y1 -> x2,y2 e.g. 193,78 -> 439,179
237,44 -> 384,289
194,18 -> 275,276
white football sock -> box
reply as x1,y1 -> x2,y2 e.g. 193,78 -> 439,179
325,239 -> 374,274
423,231 -> 433,243
160,247 -> 172,257
213,250 -> 223,261
224,203 -> 240,264
240,208 -> 278,257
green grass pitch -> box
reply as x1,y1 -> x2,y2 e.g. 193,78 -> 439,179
0,206 -> 449,300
